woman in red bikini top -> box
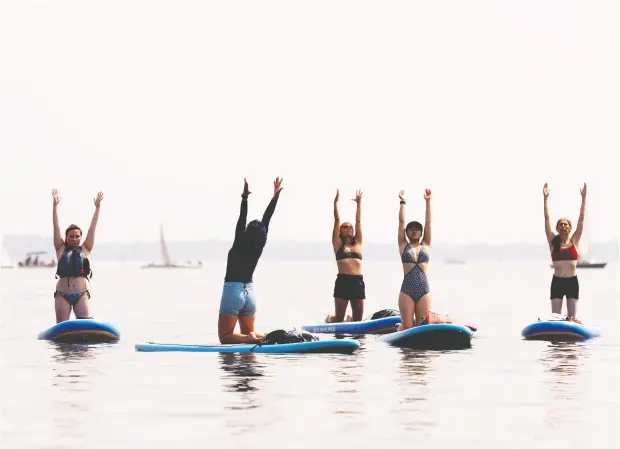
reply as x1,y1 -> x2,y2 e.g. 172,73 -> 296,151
543,182 -> 587,324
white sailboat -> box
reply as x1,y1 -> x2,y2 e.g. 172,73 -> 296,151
1,230 -> 14,269
575,224 -> 607,269
140,223 -> 202,269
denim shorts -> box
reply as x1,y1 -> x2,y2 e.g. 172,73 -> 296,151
219,282 -> 257,316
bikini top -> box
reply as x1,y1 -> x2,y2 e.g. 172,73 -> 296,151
336,245 -> 362,261
551,242 -> 579,261
401,244 -> 429,265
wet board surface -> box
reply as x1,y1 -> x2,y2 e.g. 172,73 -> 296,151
135,339 -> 361,354
378,323 -> 474,350
521,319 -> 600,341
38,319 -> 121,343
302,316 -> 401,335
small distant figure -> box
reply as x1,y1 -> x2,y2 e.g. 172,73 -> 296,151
396,189 -> 433,330
543,182 -> 586,324
218,177 -> 283,344
326,188 -> 365,323
51,188 -> 104,323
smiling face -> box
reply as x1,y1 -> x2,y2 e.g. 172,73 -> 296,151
65,225 -> 82,248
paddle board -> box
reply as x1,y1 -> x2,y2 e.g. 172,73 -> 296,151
38,319 -> 121,343
135,339 -> 360,354
302,316 -> 401,335
379,323 -> 474,350
521,319 -> 600,341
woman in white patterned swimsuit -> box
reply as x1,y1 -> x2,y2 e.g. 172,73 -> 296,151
396,189 -> 432,330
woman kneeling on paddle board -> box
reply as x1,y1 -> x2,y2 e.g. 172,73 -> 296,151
326,188 -> 365,323
52,189 -> 103,323
396,189 -> 432,330
543,182 -> 586,324
218,177 -> 283,344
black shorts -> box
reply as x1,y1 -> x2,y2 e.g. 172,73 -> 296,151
334,274 -> 366,301
550,275 -> 579,300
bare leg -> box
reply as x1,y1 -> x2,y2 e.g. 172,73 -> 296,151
73,295 -> 91,319
396,292 -> 414,331
566,298 -> 580,323
350,299 -> 364,322
414,293 -> 432,327
239,315 -> 263,338
218,314 -> 261,344
54,295 -> 72,324
326,298 -> 349,323
551,298 -> 563,315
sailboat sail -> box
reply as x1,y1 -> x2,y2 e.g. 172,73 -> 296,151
1,230 -> 12,267
160,223 -> 172,266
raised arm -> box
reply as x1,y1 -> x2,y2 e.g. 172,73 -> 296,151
262,177 -> 283,233
353,189 -> 363,245
572,183 -> 587,246
543,183 -> 554,244
332,189 -> 341,249
398,190 -> 407,249
51,189 -> 64,253
422,189 -> 432,246
234,179 -> 250,243
82,192 -> 104,254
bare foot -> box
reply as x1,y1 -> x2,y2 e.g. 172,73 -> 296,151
345,315 -> 352,322
244,332 -> 262,343
566,316 -> 582,324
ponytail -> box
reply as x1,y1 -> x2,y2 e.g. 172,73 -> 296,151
551,234 -> 561,253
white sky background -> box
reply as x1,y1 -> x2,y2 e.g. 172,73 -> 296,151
0,0 -> 618,245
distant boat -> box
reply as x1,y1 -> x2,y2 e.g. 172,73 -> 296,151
140,223 -> 202,269
445,259 -> 466,265
17,251 -> 56,268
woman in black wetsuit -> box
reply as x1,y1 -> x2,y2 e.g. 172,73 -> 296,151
218,177 -> 283,344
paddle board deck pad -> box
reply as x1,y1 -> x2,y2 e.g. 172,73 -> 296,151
421,311 -> 478,332
302,316 -> 401,335
135,339 -> 361,354
521,319 -> 600,341
379,323 -> 474,350
38,319 -> 120,343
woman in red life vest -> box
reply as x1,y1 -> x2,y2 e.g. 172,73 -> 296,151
543,182 -> 587,323
51,189 -> 104,323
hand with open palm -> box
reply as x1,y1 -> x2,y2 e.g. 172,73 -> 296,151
94,192 -> 104,208
51,189 -> 60,206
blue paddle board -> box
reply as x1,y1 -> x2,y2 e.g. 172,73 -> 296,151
379,323 -> 474,350
521,319 -> 600,341
302,316 -> 401,335
38,319 -> 121,343
135,339 -> 360,354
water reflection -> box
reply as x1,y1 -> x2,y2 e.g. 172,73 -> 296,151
398,349 -> 440,389
538,342 -> 592,431
218,352 -> 266,411
540,342 -> 588,398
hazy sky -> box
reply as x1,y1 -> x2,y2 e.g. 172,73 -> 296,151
1,1 -> 618,245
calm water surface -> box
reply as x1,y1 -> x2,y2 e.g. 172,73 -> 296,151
1,260 -> 618,449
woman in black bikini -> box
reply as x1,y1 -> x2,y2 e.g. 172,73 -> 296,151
52,188 -> 104,323
326,188 -> 365,323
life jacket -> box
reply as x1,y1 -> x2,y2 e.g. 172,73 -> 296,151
370,309 -> 401,320
55,246 -> 92,286
260,329 -> 318,345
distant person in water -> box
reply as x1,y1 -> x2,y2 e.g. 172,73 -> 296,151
543,182 -> 587,324
52,189 -> 104,323
396,189 -> 432,331
326,188 -> 365,323
218,177 -> 283,344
